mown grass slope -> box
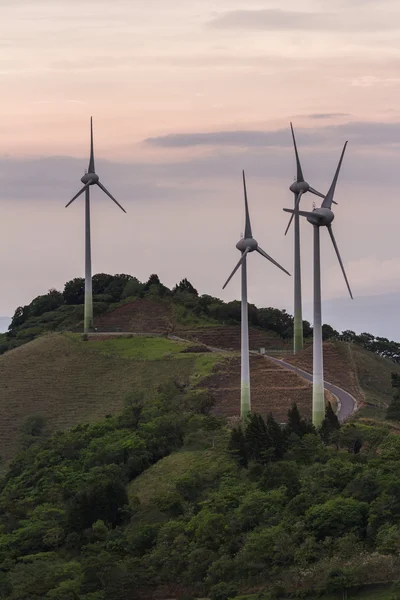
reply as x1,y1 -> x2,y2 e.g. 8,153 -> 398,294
0,333 -> 222,464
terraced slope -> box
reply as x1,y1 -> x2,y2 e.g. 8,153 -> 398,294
93,298 -> 176,333
284,341 -> 400,418
285,342 -> 362,401
179,325 -> 292,352
203,354 -> 334,422
91,299 -> 294,351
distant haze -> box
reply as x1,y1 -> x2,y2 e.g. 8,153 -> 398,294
0,318 -> 11,334
302,292 -> 400,342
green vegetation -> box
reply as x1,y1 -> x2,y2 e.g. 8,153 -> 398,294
350,344 -> 400,418
1,390 -> 400,599
0,333 -> 223,465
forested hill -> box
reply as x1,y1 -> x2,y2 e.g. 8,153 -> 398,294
2,272 -> 400,364
1,381 -> 400,599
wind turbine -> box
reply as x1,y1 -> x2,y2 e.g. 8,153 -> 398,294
283,142 -> 352,427
66,117 -> 126,334
285,123 -> 325,354
223,171 -> 291,418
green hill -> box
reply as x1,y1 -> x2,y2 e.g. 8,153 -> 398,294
0,333 -> 222,464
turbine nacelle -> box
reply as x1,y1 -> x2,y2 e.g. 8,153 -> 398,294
66,118 -> 126,213
236,237 -> 257,252
306,207 -> 334,227
289,180 -> 309,194
81,172 -> 99,185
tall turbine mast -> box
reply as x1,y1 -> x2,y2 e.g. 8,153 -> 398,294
283,142 -> 352,427
223,171 -> 290,418
66,117 -> 126,335
285,124 -> 325,354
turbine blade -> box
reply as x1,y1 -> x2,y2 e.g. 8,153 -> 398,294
257,247 -> 291,276
242,170 -> 252,238
96,181 -> 127,213
65,182 -> 90,207
88,116 -> 95,173
222,247 -> 250,290
283,208 -> 315,218
327,226 -> 353,299
285,190 -> 304,236
322,141 -> 348,208
290,122 -> 304,183
309,186 -> 325,199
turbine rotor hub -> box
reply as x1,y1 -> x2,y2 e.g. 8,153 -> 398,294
290,181 -> 309,193
236,237 -> 258,252
81,173 -> 99,184
307,207 -> 335,226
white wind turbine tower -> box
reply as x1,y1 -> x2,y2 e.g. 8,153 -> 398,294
285,123 -> 325,354
223,171 -> 291,418
66,118 -> 126,334
283,142 -> 353,427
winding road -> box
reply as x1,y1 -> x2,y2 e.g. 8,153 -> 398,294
265,354 -> 357,422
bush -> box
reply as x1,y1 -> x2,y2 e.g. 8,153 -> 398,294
210,582 -> 238,600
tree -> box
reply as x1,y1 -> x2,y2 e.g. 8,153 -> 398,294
9,305 -> 30,331
320,402 -> 341,443
325,567 -> 355,600
63,278 -> 85,305
29,289 -> 64,317
266,414 -> 287,460
122,277 -> 145,299
92,273 -> 114,295
286,403 -> 314,438
387,373 -> 400,420
306,496 -> 368,540
173,279 -> 198,296
144,274 -> 161,290
245,414 -> 272,465
229,426 -> 248,468
322,324 -> 339,341
104,274 -> 133,301
143,274 -> 170,297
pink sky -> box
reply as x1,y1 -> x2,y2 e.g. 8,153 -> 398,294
1,0 -> 400,335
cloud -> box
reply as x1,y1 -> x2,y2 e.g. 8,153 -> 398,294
208,8 -> 400,32
145,121 -> 400,149
308,113 -> 350,119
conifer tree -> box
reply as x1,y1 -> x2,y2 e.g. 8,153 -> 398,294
266,413 -> 287,460
245,414 -> 272,464
286,403 -> 314,438
229,426 -> 248,468
320,402 -> 341,444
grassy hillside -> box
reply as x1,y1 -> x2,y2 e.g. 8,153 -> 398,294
0,331 -> 323,464
350,342 -> 400,419
0,333 -> 222,464
286,340 -> 400,420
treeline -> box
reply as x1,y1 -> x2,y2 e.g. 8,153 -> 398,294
1,384 -> 400,598
2,272 -> 400,364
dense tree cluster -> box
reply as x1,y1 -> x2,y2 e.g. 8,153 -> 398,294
1,391 -> 400,599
